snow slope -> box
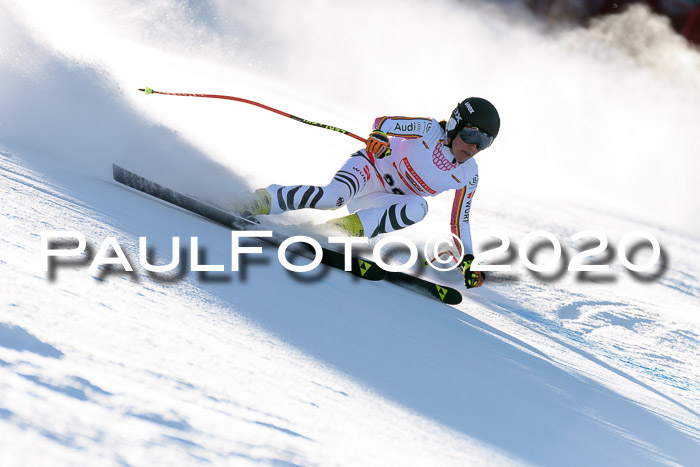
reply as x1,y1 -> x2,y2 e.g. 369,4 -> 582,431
1,1 -> 699,465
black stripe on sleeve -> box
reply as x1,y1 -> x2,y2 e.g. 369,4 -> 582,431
298,186 -> 316,209
334,173 -> 357,197
370,210 -> 389,238
286,185 -> 302,210
333,176 -> 353,197
388,204 -> 402,231
337,170 -> 359,194
400,205 -> 416,226
277,189 -> 287,211
309,187 -> 324,208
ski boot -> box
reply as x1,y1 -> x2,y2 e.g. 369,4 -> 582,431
231,188 -> 271,220
323,212 -> 365,237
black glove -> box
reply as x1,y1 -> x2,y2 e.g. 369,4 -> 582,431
366,130 -> 392,159
460,254 -> 485,289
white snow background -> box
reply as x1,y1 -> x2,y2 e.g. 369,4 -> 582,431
1,0 -> 699,465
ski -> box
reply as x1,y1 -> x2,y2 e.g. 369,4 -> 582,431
112,164 -> 462,304
112,164 -> 385,281
385,272 -> 462,305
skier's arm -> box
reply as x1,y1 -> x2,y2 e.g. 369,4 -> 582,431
372,116 -> 437,139
450,186 -> 476,257
450,186 -> 485,289
366,116 -> 440,158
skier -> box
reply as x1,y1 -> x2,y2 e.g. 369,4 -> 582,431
232,97 -> 500,290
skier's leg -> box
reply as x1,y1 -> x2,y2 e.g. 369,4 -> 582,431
231,150 -> 427,237
266,151 -> 375,214
348,192 -> 429,238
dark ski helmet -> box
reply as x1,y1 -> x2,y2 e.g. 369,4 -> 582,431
445,97 -> 500,146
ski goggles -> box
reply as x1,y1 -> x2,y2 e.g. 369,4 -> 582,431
459,124 -> 494,151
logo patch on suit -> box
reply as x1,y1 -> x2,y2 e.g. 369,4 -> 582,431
399,158 -> 436,194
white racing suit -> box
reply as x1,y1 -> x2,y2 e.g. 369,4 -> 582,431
266,116 -> 479,256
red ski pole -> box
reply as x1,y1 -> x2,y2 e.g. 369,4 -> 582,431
138,86 -> 367,143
